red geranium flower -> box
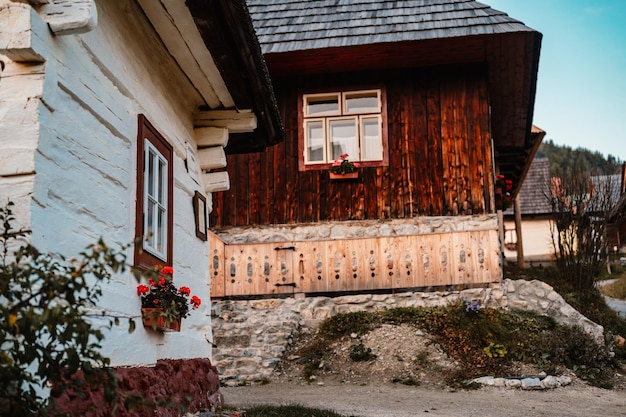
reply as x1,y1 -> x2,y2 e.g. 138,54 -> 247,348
137,265 -> 201,320
191,296 -> 202,309
137,284 -> 150,296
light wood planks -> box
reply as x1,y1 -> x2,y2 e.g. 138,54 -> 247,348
210,229 -> 501,298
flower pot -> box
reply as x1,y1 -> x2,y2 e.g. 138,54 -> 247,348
141,308 -> 181,332
329,171 -> 359,180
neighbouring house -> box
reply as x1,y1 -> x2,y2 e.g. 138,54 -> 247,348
208,0 -> 543,298
0,0 -> 281,412
503,155 -> 557,266
590,171 -> 624,251
609,164 -> 626,251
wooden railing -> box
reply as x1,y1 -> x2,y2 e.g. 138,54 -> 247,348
209,228 -> 501,298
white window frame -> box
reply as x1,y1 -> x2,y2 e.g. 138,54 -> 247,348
143,139 -> 169,261
303,89 -> 383,165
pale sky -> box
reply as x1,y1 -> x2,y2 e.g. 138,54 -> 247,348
486,0 -> 626,161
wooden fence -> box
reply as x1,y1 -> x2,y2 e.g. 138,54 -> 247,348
209,229 -> 501,298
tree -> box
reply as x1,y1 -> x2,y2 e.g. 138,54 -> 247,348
548,170 -> 618,291
0,202 -> 134,416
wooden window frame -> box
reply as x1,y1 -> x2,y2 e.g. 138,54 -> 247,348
134,114 -> 173,270
193,191 -> 208,241
299,86 -> 388,172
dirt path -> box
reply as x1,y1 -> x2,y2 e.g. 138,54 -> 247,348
222,381 -> 626,417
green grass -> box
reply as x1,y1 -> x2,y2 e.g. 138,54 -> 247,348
244,404 -> 356,417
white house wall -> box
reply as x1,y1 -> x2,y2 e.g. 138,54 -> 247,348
503,218 -> 556,264
1,0 -> 213,366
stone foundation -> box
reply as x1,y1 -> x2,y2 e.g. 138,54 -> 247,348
211,279 -> 604,386
52,358 -> 222,416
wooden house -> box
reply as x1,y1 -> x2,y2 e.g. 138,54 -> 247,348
503,155 -> 557,266
0,0 -> 281,409
208,0 -> 543,298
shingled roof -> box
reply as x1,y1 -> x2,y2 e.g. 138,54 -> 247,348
248,0 -> 535,54
504,157 -> 552,216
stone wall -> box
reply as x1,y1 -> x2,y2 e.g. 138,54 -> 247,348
212,214 -> 498,244
211,279 -> 604,386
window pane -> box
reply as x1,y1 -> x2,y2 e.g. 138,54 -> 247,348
157,206 -> 165,253
306,120 -> 325,162
147,150 -> 155,197
329,119 -> 357,161
345,91 -> 379,113
361,117 -> 383,160
306,94 -> 339,116
158,158 -> 166,204
146,199 -> 154,246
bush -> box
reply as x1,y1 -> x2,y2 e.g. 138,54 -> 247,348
0,202 -> 133,416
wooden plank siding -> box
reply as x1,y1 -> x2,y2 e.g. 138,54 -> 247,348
209,229 -> 500,298
210,64 -> 493,227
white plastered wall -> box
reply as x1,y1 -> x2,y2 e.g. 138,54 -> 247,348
0,0 -> 213,367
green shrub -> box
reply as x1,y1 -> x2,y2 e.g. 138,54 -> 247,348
349,342 -> 376,362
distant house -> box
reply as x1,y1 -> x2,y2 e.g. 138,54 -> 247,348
208,0 -> 543,298
503,156 -> 556,265
0,0 -> 281,410
591,172 -> 625,251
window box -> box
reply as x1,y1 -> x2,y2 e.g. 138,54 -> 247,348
329,171 -> 359,180
141,308 -> 181,332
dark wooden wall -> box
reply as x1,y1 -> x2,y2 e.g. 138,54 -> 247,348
210,64 -> 494,228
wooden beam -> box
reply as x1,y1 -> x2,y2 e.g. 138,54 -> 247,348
514,195 -> 524,268
195,126 -> 229,148
197,146 -> 227,171
40,0 -> 97,35
194,109 -> 257,133
0,2 -> 48,62
202,171 -> 230,193
135,0 -> 232,109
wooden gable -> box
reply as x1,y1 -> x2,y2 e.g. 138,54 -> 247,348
247,0 -> 542,196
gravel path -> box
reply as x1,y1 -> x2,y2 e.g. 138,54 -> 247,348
222,381 -> 626,417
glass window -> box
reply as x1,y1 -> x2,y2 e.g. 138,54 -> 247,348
135,115 -> 173,269
305,119 -> 325,163
143,140 -> 168,259
302,89 -> 383,166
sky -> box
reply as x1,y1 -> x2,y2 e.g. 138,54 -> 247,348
485,0 -> 626,161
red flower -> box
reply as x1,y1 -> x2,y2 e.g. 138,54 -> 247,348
158,276 -> 166,286
148,278 -> 156,287
137,284 -> 150,296
191,296 -> 202,309
340,153 -> 349,159
179,286 -> 191,296
161,266 -> 174,275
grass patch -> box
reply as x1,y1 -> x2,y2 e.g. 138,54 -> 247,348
300,297 -> 618,387
245,404 -> 355,417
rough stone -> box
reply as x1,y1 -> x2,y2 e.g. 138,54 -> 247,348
521,377 -> 543,390
211,278 -> 605,385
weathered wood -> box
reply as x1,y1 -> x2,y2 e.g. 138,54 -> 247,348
514,195 -> 525,268
0,3 -> 48,62
210,229 -> 501,298
194,109 -> 257,132
41,0 -> 97,35
195,127 -> 229,148
136,0 -> 227,108
197,146 -> 226,171
210,66 -> 493,228
202,171 -> 230,193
